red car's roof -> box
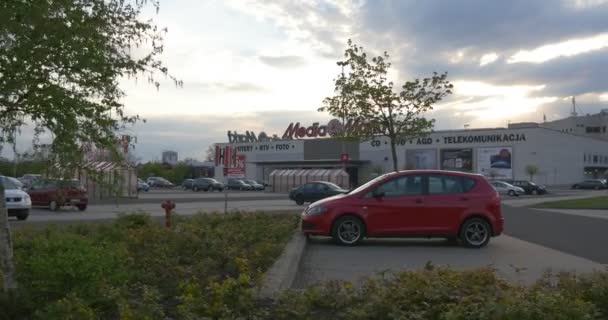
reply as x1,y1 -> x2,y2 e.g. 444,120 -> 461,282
386,170 -> 483,177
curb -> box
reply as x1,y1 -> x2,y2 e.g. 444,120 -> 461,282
258,227 -> 307,299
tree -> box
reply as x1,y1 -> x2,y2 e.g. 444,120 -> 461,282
205,145 -> 215,162
320,40 -> 453,172
0,0 -> 177,291
526,165 -> 539,181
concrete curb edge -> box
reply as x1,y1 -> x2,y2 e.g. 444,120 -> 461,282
257,228 -> 307,299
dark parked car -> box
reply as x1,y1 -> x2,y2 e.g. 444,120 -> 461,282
182,179 -> 194,190
504,180 -> 547,195
28,179 -> 88,211
225,179 -> 252,191
289,181 -> 348,205
301,170 -> 503,248
244,180 -> 265,191
571,179 -> 607,190
192,178 -> 224,191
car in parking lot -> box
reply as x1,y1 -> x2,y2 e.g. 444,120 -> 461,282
571,179 -> 607,190
225,179 -> 252,191
137,179 -> 150,192
1,176 -> 31,220
181,179 -> 194,190
489,181 -> 525,196
27,178 -> 88,211
504,180 -> 546,195
192,178 -> 224,191
300,170 -> 503,248
19,174 -> 41,189
147,177 -> 174,188
244,180 -> 265,191
289,181 -> 348,205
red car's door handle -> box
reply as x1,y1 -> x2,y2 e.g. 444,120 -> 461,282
415,198 -> 423,204
460,197 -> 469,201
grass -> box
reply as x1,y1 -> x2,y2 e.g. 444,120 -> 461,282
533,196 -> 608,210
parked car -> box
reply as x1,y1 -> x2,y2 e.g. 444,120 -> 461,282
146,176 -> 161,186
148,177 -> 174,188
192,178 -> 224,192
181,179 -> 194,190
6,176 -> 24,190
225,179 -> 252,191
571,179 -> 607,190
27,178 -> 88,211
489,181 -> 525,196
19,174 -> 41,188
504,180 -> 547,195
137,179 -> 150,192
1,176 -> 31,220
244,180 -> 265,191
300,170 -> 503,248
289,181 -> 349,205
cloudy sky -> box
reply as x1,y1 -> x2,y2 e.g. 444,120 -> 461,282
18,0 -> 608,161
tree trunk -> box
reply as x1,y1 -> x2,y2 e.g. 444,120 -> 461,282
0,185 -> 18,291
390,139 -> 399,172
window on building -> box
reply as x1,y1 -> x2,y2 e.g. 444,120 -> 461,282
603,126 -> 606,133
593,155 -> 598,164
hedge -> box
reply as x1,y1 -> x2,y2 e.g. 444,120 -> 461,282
0,212 -> 299,319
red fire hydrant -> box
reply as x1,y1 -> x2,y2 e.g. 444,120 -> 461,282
161,200 -> 176,228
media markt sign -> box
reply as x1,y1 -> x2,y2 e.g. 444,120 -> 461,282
282,119 -> 367,139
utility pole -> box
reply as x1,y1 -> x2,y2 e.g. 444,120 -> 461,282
340,63 -> 346,173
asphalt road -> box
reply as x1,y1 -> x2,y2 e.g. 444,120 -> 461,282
502,205 -> 608,264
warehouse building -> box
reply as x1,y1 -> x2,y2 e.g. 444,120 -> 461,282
214,118 -> 608,187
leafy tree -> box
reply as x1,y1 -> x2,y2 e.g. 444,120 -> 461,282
320,40 -> 453,172
526,164 -> 539,181
0,0 -> 177,291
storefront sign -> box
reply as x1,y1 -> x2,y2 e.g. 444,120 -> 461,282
369,133 -> 527,148
282,119 -> 370,140
227,130 -> 282,143
443,133 -> 526,144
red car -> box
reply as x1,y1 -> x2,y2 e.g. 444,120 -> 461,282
28,179 -> 88,211
301,170 -> 503,248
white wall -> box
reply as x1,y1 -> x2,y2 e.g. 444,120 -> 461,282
359,128 -> 608,185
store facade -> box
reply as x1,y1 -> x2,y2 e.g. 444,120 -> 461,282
214,120 -> 608,186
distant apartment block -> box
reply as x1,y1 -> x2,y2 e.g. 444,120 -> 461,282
162,150 -> 178,165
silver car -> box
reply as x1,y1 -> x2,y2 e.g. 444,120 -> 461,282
490,181 -> 525,197
1,176 -> 31,220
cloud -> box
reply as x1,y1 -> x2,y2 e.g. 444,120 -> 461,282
479,53 -> 499,66
185,81 -> 268,93
508,33 -> 608,64
259,55 -> 307,68
225,0 -> 362,56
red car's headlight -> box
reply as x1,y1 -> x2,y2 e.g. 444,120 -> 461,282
306,205 -> 327,215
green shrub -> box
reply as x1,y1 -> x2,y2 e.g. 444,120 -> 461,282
2,211 -> 299,318
270,267 -> 606,320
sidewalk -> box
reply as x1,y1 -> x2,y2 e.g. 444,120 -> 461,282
502,192 -> 606,207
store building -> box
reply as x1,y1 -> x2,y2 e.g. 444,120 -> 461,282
540,109 -> 608,140
214,119 -> 608,186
